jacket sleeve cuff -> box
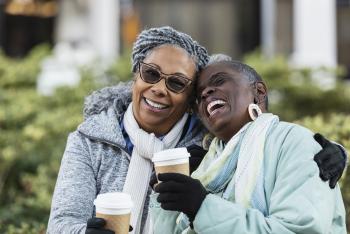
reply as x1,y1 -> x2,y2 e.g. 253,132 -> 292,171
149,192 -> 161,209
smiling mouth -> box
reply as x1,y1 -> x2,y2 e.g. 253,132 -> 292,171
206,100 -> 226,117
144,97 -> 169,110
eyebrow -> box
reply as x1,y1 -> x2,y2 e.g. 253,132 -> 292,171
198,71 -> 235,90
209,72 -> 229,80
148,63 -> 190,78
207,72 -> 233,84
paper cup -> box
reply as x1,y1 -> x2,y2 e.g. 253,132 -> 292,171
152,148 -> 190,177
94,192 -> 133,234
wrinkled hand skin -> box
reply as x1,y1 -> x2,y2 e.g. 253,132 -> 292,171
313,133 -> 347,189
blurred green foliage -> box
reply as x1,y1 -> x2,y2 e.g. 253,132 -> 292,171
0,46 -> 349,233
0,45 -> 132,233
245,52 -> 350,121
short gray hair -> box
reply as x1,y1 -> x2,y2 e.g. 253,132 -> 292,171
131,26 -> 209,73
207,55 -> 269,109
208,53 -> 232,65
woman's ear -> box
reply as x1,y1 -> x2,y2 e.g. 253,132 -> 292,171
254,82 -> 267,104
252,82 -> 267,111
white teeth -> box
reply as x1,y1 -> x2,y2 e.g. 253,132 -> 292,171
207,100 -> 226,116
145,98 -> 167,109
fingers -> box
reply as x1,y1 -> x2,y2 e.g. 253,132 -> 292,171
327,166 -> 343,179
157,173 -> 191,183
87,217 -> 106,228
85,228 -> 115,234
314,145 -> 339,164
157,193 -> 180,203
314,133 -> 330,148
149,172 -> 158,189
154,180 -> 186,193
86,218 -> 115,234
318,161 -> 344,184
314,141 -> 345,184
160,202 -> 184,212
329,174 -> 341,189
319,167 -> 329,181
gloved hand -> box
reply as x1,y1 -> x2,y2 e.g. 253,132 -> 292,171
314,133 -> 347,189
149,171 -> 158,189
85,217 -> 114,234
155,173 -> 208,222
149,145 -> 207,190
85,217 -> 133,234
187,145 -> 207,174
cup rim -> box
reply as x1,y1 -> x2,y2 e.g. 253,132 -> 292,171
94,192 -> 133,210
152,147 -> 190,163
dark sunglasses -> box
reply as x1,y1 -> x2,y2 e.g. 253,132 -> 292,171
139,62 -> 193,93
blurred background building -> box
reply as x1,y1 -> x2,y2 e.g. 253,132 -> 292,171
0,0 -> 349,78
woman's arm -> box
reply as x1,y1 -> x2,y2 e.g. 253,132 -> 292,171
47,131 -> 96,234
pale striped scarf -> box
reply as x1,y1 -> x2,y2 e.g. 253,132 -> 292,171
123,103 -> 188,234
177,114 -> 279,231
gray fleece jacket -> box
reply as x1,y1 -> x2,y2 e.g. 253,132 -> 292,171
47,82 -> 206,234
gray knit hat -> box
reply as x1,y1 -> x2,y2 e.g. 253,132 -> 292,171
131,26 -> 209,73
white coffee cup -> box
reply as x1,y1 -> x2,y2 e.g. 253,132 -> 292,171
94,192 -> 133,234
152,147 -> 190,177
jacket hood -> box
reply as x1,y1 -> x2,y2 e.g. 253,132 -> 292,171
77,81 -> 133,147
83,81 -> 133,120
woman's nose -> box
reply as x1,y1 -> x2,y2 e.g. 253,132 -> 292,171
201,87 -> 215,100
151,78 -> 167,96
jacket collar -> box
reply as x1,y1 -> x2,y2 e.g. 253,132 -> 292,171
78,82 -> 133,147
78,106 -> 126,147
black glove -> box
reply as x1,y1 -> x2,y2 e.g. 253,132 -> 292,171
187,145 -> 207,174
85,217 -> 133,234
155,173 -> 208,223
314,133 -> 347,189
85,217 -> 114,234
149,171 -> 158,189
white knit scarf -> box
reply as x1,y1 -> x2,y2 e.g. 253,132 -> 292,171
122,103 -> 188,234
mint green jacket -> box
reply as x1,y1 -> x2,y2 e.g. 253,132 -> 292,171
149,122 -> 346,234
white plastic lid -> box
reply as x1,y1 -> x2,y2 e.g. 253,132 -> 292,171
94,192 -> 133,215
152,147 -> 190,163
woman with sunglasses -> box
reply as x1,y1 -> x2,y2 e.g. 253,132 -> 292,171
47,27 -> 346,234
47,26 -> 209,234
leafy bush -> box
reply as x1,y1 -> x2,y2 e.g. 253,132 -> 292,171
0,45 -> 133,232
244,52 -> 350,121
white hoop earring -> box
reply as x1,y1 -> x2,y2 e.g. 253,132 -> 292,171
248,103 -> 262,120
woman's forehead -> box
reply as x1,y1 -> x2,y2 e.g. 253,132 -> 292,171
143,46 -> 196,78
199,63 -> 241,81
